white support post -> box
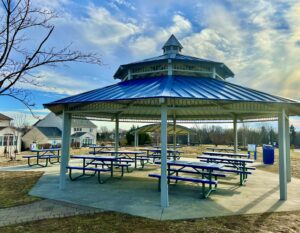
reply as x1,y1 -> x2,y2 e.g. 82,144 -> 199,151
285,116 -> 291,182
134,130 -> 139,147
115,115 -> 119,152
173,116 -> 176,156
128,69 -> 132,80
168,59 -> 172,76
161,104 -> 169,208
212,66 -> 216,79
233,116 -> 238,153
59,110 -> 71,190
187,133 -> 190,146
134,130 -> 137,147
278,109 -> 287,200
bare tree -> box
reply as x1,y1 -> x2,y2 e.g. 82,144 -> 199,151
208,126 -> 224,146
0,0 -> 101,111
11,112 -> 28,128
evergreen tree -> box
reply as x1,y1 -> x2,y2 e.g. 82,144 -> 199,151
290,125 -> 296,146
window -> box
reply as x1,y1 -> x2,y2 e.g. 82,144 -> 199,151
74,128 -> 82,132
9,136 -> 14,146
82,137 -> 93,146
89,128 -> 93,133
0,136 -> 2,146
3,135 -> 8,146
3,135 -> 16,146
14,136 -> 18,146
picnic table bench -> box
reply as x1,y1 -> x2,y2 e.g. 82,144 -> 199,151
69,155 -> 131,183
148,174 -> 217,198
66,166 -> 111,183
203,151 -> 248,158
89,145 -> 115,154
141,148 -> 182,163
22,148 -> 60,167
206,147 -> 239,152
198,155 -> 254,185
94,151 -> 148,168
150,160 -> 224,198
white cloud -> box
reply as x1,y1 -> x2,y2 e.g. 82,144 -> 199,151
128,14 -> 192,57
83,7 -> 140,47
2,111 -> 43,125
10,0 -> 300,102
18,70 -> 100,95
108,0 -> 136,11
167,1 -> 300,100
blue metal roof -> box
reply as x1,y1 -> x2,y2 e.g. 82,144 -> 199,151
113,53 -> 234,79
44,76 -> 297,107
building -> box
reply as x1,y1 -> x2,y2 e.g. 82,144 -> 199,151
0,113 -> 22,156
22,112 -> 97,149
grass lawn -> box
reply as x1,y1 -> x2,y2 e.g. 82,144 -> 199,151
1,209 -> 300,232
1,146 -> 300,232
0,171 -> 43,208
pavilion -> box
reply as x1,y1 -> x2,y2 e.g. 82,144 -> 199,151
44,35 -> 300,208
133,123 -> 195,147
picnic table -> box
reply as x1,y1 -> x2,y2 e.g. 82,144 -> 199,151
141,148 -> 182,162
206,147 -> 239,152
23,148 -> 60,167
94,151 -> 148,168
89,145 -> 115,154
198,155 -> 254,185
150,160 -> 224,198
153,145 -> 181,149
203,151 -> 248,158
69,155 -> 131,183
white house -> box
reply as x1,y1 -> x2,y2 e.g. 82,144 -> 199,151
22,112 -> 97,149
0,113 -> 22,156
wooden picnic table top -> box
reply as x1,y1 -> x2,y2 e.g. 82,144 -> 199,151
155,160 -> 224,170
198,155 -> 254,163
203,151 -> 248,157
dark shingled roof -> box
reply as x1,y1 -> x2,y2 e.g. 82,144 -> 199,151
37,127 -> 61,138
71,132 -> 89,138
162,34 -> 183,49
0,113 -> 12,121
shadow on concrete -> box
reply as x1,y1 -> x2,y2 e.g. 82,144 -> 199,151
237,185 -> 279,214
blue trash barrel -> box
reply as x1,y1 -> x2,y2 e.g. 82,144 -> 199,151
263,145 -> 275,164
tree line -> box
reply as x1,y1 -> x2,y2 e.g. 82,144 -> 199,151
97,124 -> 299,147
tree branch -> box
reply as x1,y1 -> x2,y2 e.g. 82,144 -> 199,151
0,0 -> 102,114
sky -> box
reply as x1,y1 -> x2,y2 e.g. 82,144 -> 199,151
1,0 -> 300,130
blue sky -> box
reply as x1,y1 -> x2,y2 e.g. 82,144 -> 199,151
1,0 -> 300,130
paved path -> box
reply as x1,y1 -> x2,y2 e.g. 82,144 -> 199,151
0,199 -> 103,227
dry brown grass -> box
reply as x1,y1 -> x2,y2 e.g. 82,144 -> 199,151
0,148 -> 91,167
1,147 -> 300,232
254,148 -> 300,179
0,171 -> 43,208
1,209 -> 300,232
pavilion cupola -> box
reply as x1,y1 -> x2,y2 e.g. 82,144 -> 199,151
113,35 -> 234,81
162,34 -> 183,55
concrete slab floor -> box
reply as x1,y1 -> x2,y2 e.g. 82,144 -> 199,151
1,160 -> 300,220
